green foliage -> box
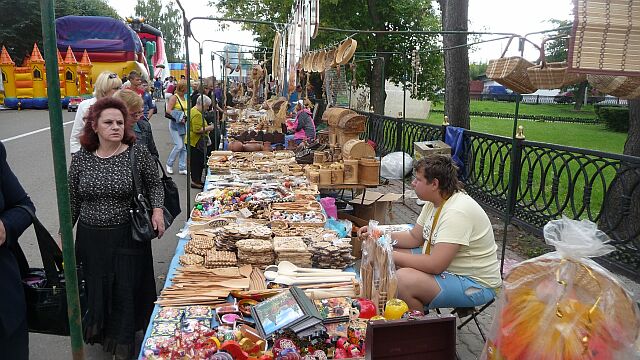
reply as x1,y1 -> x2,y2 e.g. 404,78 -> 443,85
210,0 -> 444,101
433,100 -> 598,119
596,106 -> 630,132
135,0 -> 183,62
0,0 -> 119,64
544,19 -> 572,63
469,62 -> 487,80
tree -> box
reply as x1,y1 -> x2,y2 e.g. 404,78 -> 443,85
211,0 -> 443,115
439,0 -> 470,129
0,0 -> 119,64
134,0 -> 183,62
469,62 -> 487,80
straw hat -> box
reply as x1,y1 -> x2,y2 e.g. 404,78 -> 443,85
272,32 -> 282,80
336,38 -> 357,65
324,48 -> 337,70
312,50 -> 326,72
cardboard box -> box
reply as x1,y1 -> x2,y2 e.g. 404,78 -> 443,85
414,140 -> 451,161
349,191 -> 402,225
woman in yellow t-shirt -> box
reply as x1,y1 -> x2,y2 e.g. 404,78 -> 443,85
359,154 -> 501,311
185,95 -> 215,189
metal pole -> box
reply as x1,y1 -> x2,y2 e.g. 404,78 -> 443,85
500,38 -> 525,276
39,1 -> 84,358
176,0 -> 191,213
402,67 -> 407,203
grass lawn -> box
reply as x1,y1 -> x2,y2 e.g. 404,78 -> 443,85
431,100 -> 598,119
424,114 -> 627,155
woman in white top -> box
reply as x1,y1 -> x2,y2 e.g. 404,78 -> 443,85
69,72 -> 122,154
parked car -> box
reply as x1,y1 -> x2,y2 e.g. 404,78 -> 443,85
482,85 -> 521,102
67,97 -> 82,112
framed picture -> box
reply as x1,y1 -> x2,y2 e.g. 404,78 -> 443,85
251,286 -> 322,338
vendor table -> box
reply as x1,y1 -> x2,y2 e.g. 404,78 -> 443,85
316,183 -> 379,205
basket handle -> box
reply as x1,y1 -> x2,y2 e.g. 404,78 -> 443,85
538,35 -> 568,69
500,35 -> 543,60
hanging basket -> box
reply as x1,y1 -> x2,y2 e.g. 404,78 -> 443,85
527,37 -> 587,89
587,75 -> 640,99
486,36 -> 540,94
568,0 -> 640,76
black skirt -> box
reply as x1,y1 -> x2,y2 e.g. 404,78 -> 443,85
76,221 -> 157,359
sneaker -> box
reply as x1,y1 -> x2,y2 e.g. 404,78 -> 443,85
179,170 -> 188,175
165,165 -> 174,175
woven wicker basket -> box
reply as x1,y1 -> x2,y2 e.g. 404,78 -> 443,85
588,74 -> 640,99
486,36 -> 539,94
527,38 -> 587,89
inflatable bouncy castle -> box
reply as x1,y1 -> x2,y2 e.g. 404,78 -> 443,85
56,15 -> 149,84
1,43 -> 92,109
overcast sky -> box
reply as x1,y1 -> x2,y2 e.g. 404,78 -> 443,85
105,0 -> 574,77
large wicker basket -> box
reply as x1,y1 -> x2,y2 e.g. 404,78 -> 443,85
527,38 -> 587,89
486,36 -> 539,94
588,74 -> 640,99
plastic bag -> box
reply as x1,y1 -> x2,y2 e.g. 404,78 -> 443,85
359,220 -> 398,314
380,152 -> 413,180
482,217 -> 640,360
325,218 -> 352,238
320,197 -> 338,220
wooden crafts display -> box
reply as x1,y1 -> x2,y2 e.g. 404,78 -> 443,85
360,226 -> 398,315
322,107 -> 367,147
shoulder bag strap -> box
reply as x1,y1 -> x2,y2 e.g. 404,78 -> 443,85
16,204 -> 63,286
129,146 -> 143,199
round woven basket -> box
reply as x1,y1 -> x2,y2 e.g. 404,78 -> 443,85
336,38 -> 357,65
313,50 -> 326,72
324,48 -> 337,70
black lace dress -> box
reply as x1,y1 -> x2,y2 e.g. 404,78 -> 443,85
69,144 -> 163,359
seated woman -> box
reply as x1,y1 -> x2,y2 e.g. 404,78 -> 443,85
359,154 -> 502,311
285,100 -> 316,146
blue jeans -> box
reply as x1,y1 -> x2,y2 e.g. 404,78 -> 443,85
409,248 -> 496,309
167,121 -> 186,171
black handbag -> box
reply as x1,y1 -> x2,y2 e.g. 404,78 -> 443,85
155,157 -> 181,219
13,205 -> 87,336
129,148 -> 174,242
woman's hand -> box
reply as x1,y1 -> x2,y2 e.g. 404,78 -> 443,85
152,208 -> 166,238
357,225 -> 368,238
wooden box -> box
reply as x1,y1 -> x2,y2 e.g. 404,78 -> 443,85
365,314 -> 457,360
414,140 -> 451,161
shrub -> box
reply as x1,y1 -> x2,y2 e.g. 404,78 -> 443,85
596,106 -> 629,132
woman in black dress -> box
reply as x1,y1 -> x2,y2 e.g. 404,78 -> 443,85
69,97 -> 164,359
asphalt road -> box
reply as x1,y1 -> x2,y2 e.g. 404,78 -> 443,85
0,103 -> 199,359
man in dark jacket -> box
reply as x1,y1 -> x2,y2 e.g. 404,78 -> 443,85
0,141 -> 34,359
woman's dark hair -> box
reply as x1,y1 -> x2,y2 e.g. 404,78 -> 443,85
414,154 -> 464,198
79,97 -> 136,152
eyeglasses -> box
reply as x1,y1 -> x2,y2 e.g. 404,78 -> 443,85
108,73 -> 118,79
130,110 -> 144,117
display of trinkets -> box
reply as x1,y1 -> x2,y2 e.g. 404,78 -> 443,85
273,237 -> 313,267
204,250 -> 238,268
271,210 -> 326,227
236,239 -> 275,269
308,238 -> 355,270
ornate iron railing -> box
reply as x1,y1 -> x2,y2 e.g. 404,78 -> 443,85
360,111 -> 640,280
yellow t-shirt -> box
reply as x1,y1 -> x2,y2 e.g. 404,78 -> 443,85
173,95 -> 187,111
416,191 -> 502,288
185,108 -> 207,147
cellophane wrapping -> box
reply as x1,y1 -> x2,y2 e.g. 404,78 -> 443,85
482,217 -> 640,360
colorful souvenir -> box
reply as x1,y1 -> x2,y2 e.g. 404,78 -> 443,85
383,298 -> 409,320
351,298 -> 376,319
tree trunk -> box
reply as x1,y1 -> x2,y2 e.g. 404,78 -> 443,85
370,54 -> 389,115
367,0 -> 387,115
440,0 -> 470,129
573,81 -> 588,111
598,99 -> 640,275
